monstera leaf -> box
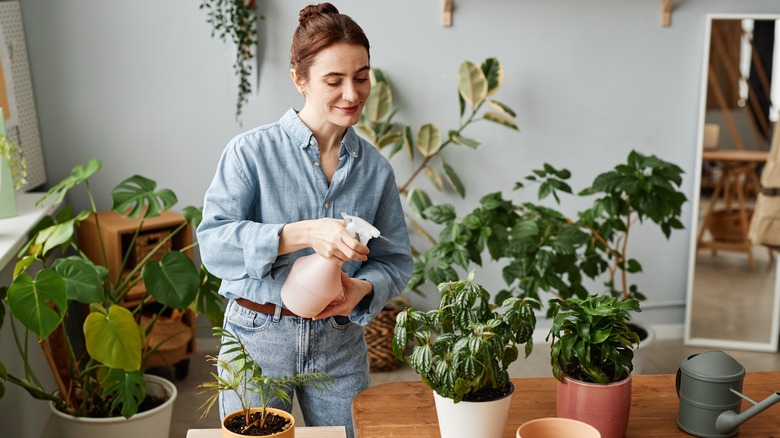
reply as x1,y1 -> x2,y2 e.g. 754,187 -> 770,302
111,175 -> 177,218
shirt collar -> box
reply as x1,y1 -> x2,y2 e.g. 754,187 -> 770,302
281,108 -> 360,158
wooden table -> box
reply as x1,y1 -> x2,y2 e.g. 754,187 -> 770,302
698,149 -> 771,270
186,426 -> 346,437
352,372 -> 780,437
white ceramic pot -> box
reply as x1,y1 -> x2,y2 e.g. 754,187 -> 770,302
433,382 -> 514,438
49,374 -> 177,438
630,321 -> 655,375
517,417 -> 601,438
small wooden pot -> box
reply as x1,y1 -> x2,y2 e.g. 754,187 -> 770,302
221,407 -> 295,438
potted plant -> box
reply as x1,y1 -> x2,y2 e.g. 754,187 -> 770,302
357,57 -> 520,372
197,327 -> 333,437
0,158 -> 223,438
0,124 -> 26,218
409,150 -> 686,368
546,294 -> 641,438
392,272 -> 540,438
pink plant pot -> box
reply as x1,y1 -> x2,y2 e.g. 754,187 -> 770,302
517,417 -> 601,438
556,374 -> 632,438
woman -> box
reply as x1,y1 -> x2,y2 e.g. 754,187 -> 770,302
196,3 -> 412,436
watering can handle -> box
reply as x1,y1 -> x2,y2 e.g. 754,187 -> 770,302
676,353 -> 700,398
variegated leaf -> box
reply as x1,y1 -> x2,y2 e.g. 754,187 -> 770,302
457,61 -> 488,108
484,111 -> 519,131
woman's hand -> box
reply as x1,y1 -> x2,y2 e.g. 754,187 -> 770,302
279,218 -> 369,265
313,273 -> 373,319
309,218 -> 369,266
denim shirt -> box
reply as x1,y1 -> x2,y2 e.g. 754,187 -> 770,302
197,109 -> 413,326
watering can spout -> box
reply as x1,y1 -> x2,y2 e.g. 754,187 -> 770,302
715,391 -> 780,434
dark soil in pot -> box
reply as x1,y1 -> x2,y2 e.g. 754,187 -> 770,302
461,381 -> 514,402
224,411 -> 292,436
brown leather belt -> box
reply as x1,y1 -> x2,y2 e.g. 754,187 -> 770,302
235,298 -> 305,318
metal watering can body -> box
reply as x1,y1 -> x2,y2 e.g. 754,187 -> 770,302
676,351 -> 780,437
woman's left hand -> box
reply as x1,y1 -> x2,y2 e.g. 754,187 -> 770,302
313,273 -> 373,320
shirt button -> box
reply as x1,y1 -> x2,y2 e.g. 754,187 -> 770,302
314,161 -> 320,167
351,151 -> 358,157
310,139 -> 316,145
324,202 -> 329,209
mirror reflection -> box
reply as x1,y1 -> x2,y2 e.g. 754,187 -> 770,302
686,15 -> 780,351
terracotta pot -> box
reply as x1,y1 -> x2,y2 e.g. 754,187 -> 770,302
49,374 -> 177,438
556,374 -> 631,438
517,417 -> 601,438
433,382 -> 514,438
221,407 -> 295,438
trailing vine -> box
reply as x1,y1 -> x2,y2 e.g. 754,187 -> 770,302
200,0 -> 259,121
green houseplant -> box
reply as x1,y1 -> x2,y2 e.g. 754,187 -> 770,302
0,158 -> 223,426
198,327 -> 332,437
409,150 -> 686,308
392,272 -> 540,438
0,130 -> 27,218
546,294 -> 641,438
357,57 -> 520,372
200,0 -> 260,121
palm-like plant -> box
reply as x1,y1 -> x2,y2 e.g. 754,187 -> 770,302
198,327 -> 332,434
0,158 -> 223,418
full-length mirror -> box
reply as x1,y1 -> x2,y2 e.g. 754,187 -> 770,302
685,14 -> 780,352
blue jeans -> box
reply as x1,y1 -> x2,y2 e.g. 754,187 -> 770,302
218,299 -> 369,438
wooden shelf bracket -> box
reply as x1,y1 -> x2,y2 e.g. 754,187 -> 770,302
662,0 -> 675,27
443,0 -> 453,27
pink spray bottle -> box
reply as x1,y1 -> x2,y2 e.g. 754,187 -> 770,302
280,212 -> 380,318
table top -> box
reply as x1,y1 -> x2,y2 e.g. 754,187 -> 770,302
352,372 -> 780,437
187,426 -> 346,438
702,149 -> 769,162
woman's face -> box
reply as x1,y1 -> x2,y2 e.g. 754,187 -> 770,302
293,42 -> 371,130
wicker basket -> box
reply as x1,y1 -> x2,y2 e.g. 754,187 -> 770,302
710,208 -> 753,242
131,228 -> 173,266
365,295 -> 409,372
141,309 -> 195,369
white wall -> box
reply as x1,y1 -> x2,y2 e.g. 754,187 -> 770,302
14,0 -> 780,325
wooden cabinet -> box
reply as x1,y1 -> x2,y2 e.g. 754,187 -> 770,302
77,210 -> 196,376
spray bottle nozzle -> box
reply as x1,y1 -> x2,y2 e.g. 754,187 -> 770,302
342,212 -> 380,243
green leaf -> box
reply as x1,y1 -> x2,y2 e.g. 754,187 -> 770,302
457,61 -> 488,108
442,162 -> 466,198
36,158 -> 101,207
450,133 -> 482,149
481,57 -> 503,96
363,81 -> 392,123
424,166 -> 445,191
111,175 -> 177,219
53,256 -> 105,304
142,251 -> 200,309
101,369 -> 145,419
423,204 -> 457,224
407,188 -> 433,217
84,304 -> 144,371
7,270 -> 67,340
417,124 -> 442,157
483,112 -> 519,131
487,99 -> 516,117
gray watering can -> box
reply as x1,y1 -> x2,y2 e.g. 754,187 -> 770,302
676,350 -> 780,437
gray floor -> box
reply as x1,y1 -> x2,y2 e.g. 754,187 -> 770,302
168,333 -> 780,437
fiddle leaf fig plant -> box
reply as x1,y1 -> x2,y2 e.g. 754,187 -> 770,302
409,150 -> 686,307
547,295 -> 641,384
0,158 -> 223,419
392,272 -> 541,403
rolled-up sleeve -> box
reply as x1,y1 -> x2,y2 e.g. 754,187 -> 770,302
197,138 -> 284,281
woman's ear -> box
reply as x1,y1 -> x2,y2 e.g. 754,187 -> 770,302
290,69 -> 305,95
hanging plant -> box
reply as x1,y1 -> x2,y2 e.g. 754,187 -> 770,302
0,133 -> 27,189
200,0 -> 260,121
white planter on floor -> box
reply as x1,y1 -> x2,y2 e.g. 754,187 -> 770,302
433,382 -> 514,438
631,321 -> 656,375
49,374 -> 177,438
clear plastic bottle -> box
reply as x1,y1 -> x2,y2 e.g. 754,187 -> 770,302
280,213 -> 380,318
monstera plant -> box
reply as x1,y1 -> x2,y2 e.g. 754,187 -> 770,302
0,157 -> 222,419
